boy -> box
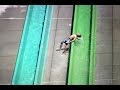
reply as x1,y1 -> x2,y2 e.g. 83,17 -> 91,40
57,34 -> 82,54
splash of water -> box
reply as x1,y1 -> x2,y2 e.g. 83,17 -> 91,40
80,37 -> 83,41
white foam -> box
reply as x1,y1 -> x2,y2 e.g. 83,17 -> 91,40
80,37 -> 83,40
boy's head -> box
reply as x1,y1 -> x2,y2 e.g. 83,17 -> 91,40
76,34 -> 81,38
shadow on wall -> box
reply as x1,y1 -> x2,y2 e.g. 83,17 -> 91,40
0,5 -> 27,17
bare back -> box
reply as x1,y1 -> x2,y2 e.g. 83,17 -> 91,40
69,34 -> 77,41
69,34 -> 77,39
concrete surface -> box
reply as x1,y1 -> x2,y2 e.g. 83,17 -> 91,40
95,5 -> 113,85
42,5 -> 73,85
0,5 -> 27,85
113,5 -> 120,85
96,5 -> 120,85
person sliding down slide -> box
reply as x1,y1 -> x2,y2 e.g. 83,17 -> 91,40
56,34 -> 82,54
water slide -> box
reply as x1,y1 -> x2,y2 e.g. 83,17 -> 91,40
67,5 -> 96,85
12,5 -> 53,85
11,5 -> 96,85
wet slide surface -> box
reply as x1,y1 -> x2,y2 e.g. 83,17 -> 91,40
67,5 -> 96,85
12,5 -> 53,85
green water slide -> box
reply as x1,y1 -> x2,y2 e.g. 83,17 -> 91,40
67,5 -> 96,85
12,5 -> 53,85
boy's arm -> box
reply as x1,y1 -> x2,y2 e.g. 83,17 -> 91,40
70,38 -> 76,43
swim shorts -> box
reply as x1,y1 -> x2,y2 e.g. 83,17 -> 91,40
62,38 -> 70,45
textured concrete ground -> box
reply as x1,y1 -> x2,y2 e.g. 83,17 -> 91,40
95,5 -> 113,85
42,5 -> 73,85
96,5 -> 120,85
0,5 -> 27,84
112,5 -> 120,85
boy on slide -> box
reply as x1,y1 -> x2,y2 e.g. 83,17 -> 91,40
56,34 -> 82,54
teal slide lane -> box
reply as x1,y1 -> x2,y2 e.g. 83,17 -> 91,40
34,5 -> 53,85
12,5 -> 53,85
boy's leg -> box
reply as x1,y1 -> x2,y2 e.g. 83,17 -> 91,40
62,44 -> 67,54
56,41 -> 63,51
60,42 -> 63,50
